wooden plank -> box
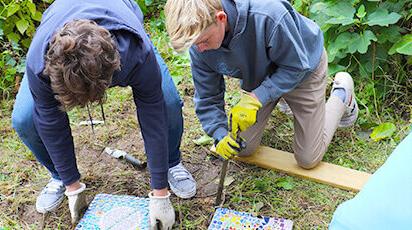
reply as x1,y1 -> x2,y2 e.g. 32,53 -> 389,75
213,146 -> 371,192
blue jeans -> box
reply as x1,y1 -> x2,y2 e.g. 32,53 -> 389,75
11,45 -> 183,180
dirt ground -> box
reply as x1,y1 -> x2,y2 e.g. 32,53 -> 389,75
2,77 -> 405,229
7,85 -> 246,229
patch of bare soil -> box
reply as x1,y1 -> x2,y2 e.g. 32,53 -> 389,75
15,92 -> 240,229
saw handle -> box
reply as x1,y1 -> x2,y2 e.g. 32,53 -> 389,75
124,154 -> 147,169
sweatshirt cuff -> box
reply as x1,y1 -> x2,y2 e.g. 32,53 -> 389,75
61,171 -> 81,186
150,171 -> 169,189
253,84 -> 272,106
212,127 -> 228,142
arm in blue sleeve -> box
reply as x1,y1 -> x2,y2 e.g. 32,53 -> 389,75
252,13 -> 312,105
189,48 -> 228,141
27,67 -> 80,186
125,37 -> 169,189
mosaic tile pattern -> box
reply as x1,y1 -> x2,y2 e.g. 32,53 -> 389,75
76,194 -> 149,230
208,208 -> 293,230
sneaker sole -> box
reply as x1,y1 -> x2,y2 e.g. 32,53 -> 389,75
36,195 -> 64,213
339,99 -> 359,128
169,183 -> 196,199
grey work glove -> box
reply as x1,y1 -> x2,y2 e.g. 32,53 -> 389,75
64,183 -> 88,224
149,191 -> 175,230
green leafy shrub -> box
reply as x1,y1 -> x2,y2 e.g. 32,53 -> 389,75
293,0 -> 411,122
0,0 -> 52,99
136,0 -> 166,16
309,0 -> 411,74
0,43 -> 25,99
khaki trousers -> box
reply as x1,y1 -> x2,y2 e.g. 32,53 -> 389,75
238,50 -> 345,169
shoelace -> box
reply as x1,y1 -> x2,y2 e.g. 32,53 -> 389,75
42,180 -> 64,194
169,165 -> 190,181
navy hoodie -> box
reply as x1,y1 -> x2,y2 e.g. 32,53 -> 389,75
26,0 -> 169,189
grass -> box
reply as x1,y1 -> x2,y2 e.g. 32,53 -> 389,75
0,17 -> 411,229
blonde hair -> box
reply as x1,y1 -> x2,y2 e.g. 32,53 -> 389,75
165,0 -> 223,52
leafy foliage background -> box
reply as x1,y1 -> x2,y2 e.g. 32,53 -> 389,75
0,0 -> 410,123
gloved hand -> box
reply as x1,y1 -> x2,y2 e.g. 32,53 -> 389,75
149,191 -> 175,230
64,182 -> 88,224
229,92 -> 262,138
215,134 -> 241,159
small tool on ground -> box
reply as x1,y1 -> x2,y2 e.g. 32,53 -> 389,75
104,147 -> 147,169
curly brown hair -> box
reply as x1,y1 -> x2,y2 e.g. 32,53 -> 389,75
44,19 -> 121,111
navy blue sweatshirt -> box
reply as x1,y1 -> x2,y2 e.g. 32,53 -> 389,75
26,0 -> 169,189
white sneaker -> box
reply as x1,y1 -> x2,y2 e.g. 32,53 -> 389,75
331,72 -> 359,127
168,163 -> 196,199
36,178 -> 65,213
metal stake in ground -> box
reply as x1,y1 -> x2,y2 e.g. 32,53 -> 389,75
215,159 -> 229,206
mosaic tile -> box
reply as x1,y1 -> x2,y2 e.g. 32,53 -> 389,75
208,208 -> 293,230
76,194 -> 149,230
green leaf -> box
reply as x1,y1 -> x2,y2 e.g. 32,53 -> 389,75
7,32 -> 20,43
341,32 -> 361,54
293,0 -> 303,11
389,34 -> 412,55
370,122 -> 396,142
275,178 -> 294,190
352,0 -> 361,5
6,56 -> 16,66
27,1 -> 36,16
145,0 -> 153,6
356,5 -> 366,19
346,31 -> 377,54
16,18 -> 29,34
309,2 -> 334,31
365,8 -> 401,26
328,64 -> 346,77
324,2 -> 356,26
21,38 -> 32,48
326,17 -> 355,26
32,11 -> 43,22
16,58 -> 26,73
193,135 -> 214,146
357,30 -> 377,54
137,0 -> 148,15
376,26 -> 402,44
329,32 -> 354,59
7,4 -> 20,17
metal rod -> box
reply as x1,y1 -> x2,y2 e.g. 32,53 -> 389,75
100,103 -> 106,122
215,159 -> 229,206
86,104 -> 95,135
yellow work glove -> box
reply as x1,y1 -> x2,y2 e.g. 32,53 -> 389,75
215,135 -> 241,159
229,93 -> 262,138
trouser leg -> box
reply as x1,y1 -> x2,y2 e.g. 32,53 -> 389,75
237,100 -> 277,157
151,44 -> 184,168
11,75 -> 60,179
283,50 -> 345,168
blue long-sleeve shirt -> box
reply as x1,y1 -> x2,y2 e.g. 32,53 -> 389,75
26,0 -> 169,189
190,0 -> 324,141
